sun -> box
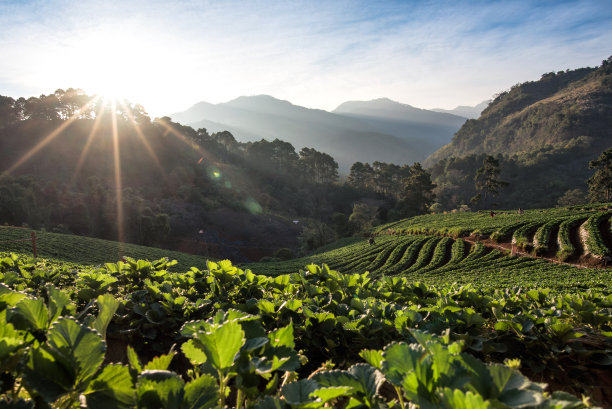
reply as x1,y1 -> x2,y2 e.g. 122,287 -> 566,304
57,27 -> 171,107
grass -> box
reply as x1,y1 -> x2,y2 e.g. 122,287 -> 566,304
0,227 -> 208,269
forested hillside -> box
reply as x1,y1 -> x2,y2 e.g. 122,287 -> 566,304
426,57 -> 612,165
424,57 -> 612,210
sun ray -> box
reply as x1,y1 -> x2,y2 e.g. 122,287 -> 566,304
110,100 -> 125,246
156,119 -> 219,165
117,100 -> 168,183
0,96 -> 100,181
69,103 -> 106,187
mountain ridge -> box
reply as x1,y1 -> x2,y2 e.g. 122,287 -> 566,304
171,95 -> 472,171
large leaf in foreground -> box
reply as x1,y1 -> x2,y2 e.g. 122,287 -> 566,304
46,317 -> 106,386
196,320 -> 245,373
84,364 -> 135,409
137,370 -> 184,409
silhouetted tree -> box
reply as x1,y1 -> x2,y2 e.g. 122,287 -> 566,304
471,155 -> 508,207
299,147 -> 338,184
587,147 -> 612,202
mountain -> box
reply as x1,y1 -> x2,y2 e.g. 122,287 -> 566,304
171,96 -> 466,172
425,58 -> 612,167
432,100 -> 490,119
332,98 -> 467,155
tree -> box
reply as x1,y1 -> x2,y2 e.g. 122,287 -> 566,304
470,156 -> 508,207
299,147 -> 338,184
396,163 -> 436,217
557,189 -> 587,207
347,162 -> 374,190
587,147 -> 612,202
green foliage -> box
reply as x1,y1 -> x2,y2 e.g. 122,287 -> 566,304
0,222 -> 610,409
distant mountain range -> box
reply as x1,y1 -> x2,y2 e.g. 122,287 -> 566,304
171,96 -> 483,172
431,101 -> 490,119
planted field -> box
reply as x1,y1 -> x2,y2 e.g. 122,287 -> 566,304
247,235 -> 612,291
0,252 -> 611,408
2,206 -> 612,408
0,227 -> 207,268
375,205 -> 612,264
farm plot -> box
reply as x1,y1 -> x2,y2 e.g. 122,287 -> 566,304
376,206 -> 612,263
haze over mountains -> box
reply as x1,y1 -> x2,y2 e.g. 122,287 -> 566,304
171,96 -> 479,172
431,101 -> 490,119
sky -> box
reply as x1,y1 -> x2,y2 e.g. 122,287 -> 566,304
0,0 -> 611,117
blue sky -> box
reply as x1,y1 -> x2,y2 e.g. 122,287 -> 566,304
0,0 -> 611,116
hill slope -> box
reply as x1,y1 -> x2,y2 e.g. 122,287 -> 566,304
425,58 -> 612,166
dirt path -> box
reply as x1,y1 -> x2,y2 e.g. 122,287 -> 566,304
462,236 -> 591,269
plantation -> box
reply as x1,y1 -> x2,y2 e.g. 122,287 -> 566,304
246,235 -> 612,291
1,205 -> 611,408
0,252 -> 611,408
374,206 -> 612,264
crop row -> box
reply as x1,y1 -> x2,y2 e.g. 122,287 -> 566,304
582,213 -> 612,258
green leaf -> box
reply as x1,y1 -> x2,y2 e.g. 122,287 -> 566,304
310,386 -> 353,403
359,349 -> 383,369
144,352 -> 176,371
182,340 -> 207,366
458,353 -> 494,397
440,388 -> 491,409
498,388 -> 544,408
137,370 -> 185,409
258,300 -> 276,315
21,346 -> 71,402
282,379 -> 319,405
10,298 -> 48,332
20,318 -> 104,400
0,321 -> 27,362
254,396 -> 289,409
183,374 -> 217,409
243,336 -> 269,352
381,342 -> 421,386
268,323 -> 294,349
313,370 -> 362,393
348,363 -> 385,401
92,294 -> 121,340
196,320 -> 245,373
84,364 -> 135,409
127,345 -> 143,374
488,364 -> 527,396
0,284 -> 27,310
46,317 -> 106,386
181,320 -> 211,337
46,285 -> 72,323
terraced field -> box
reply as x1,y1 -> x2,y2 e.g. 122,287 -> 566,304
375,205 -> 612,264
246,234 -> 612,291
